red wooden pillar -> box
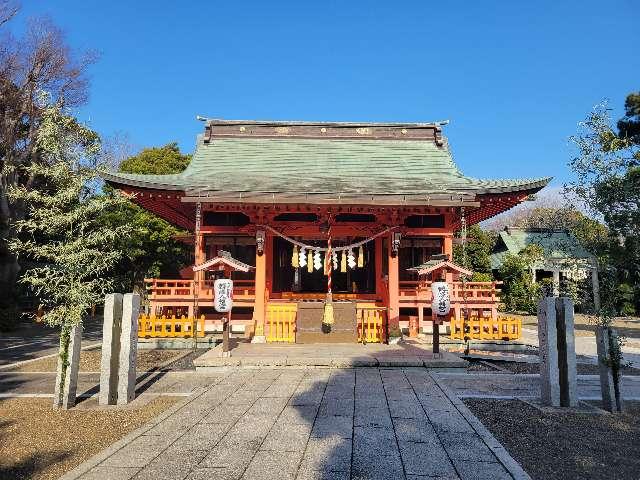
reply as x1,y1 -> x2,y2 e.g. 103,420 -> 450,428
194,231 -> 206,297
375,236 -> 384,301
388,232 -> 400,330
443,235 -> 453,260
252,233 -> 270,339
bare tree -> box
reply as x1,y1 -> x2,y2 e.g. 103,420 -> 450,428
0,9 -> 96,294
0,1 -> 19,27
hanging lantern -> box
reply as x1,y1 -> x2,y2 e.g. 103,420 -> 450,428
299,247 -> 307,268
357,245 -> 364,268
431,281 -> 451,317
292,245 -> 299,268
347,249 -> 356,269
307,250 -> 313,273
332,251 -> 338,270
313,250 -> 322,271
340,250 -> 347,272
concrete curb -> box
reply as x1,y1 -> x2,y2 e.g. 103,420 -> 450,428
59,386 -> 208,480
431,372 -> 533,480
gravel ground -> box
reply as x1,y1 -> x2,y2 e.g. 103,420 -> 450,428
466,398 -> 640,480
164,348 -> 208,370
466,359 -> 504,372
8,349 -> 185,372
0,396 -> 179,480
489,360 -> 640,376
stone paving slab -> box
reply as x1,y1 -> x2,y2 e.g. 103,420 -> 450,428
61,367 -> 531,480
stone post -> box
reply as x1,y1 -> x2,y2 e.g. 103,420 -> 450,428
595,327 -> 624,412
552,268 -> 560,297
118,293 -> 140,405
99,293 -> 123,406
53,323 -> 83,409
537,297 -> 578,407
555,297 -> 578,407
538,297 -> 560,406
591,266 -> 601,311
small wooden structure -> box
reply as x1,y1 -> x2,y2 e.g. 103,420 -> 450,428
194,251 -> 253,352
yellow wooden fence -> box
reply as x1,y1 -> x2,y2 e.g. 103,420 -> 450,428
357,307 -> 386,343
449,316 -> 521,341
138,315 -> 205,338
265,303 -> 297,343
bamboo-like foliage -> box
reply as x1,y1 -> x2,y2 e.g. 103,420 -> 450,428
7,98 -> 133,406
7,99 -> 132,329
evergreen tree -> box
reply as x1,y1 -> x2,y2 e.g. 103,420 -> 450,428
8,100 -> 132,405
101,144 -> 192,291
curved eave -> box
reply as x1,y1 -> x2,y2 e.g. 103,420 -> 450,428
101,171 -> 185,191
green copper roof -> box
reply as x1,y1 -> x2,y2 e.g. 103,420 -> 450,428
490,228 -> 596,270
104,136 -> 550,204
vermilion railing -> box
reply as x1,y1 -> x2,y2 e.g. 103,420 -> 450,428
399,280 -> 501,303
144,279 -> 256,301
138,314 -> 205,338
449,316 -> 521,341
357,306 -> 387,343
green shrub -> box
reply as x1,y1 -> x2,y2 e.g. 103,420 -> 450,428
471,272 -> 493,282
388,326 -> 402,338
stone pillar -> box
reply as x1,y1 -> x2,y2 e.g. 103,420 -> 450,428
99,293 -> 123,405
596,327 -> 624,412
537,297 -> 578,407
118,293 -> 140,405
387,232 -> 400,330
538,297 -> 560,406
552,268 -> 560,297
53,323 -> 83,409
591,266 -> 601,311
555,297 -> 578,407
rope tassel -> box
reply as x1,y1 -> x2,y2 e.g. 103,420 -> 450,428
357,245 -> 364,268
340,250 -> 347,272
292,245 -> 299,268
307,250 -> 313,273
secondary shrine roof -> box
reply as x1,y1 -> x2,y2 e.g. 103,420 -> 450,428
103,119 -> 550,207
490,227 -> 596,270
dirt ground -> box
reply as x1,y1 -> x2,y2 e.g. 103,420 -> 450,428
7,348 -> 185,372
0,396 -> 179,480
466,398 -> 640,480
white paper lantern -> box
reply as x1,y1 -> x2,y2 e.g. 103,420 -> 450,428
214,279 -> 233,313
431,281 -> 451,317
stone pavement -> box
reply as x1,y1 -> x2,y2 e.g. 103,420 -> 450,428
521,327 -> 640,368
436,372 -> 640,400
62,368 -> 529,480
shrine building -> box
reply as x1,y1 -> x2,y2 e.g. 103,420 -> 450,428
104,119 -> 550,343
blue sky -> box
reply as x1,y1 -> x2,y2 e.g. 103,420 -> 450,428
13,1 -> 640,185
